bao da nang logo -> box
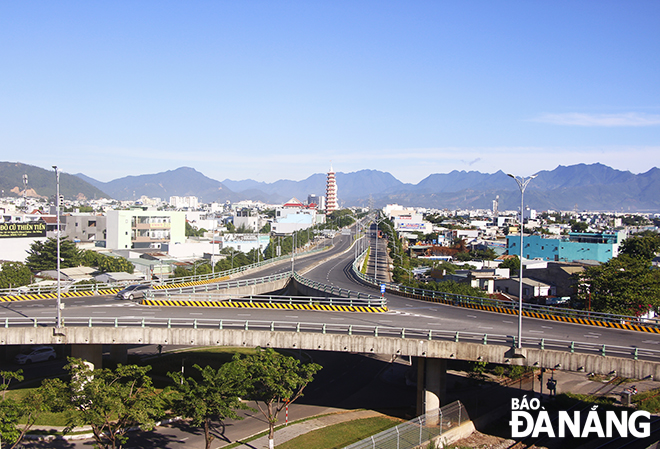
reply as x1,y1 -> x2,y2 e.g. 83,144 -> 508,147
509,396 -> 651,438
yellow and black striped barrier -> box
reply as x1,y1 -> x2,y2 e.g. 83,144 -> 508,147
392,288 -> 660,334
142,298 -> 388,313
0,289 -> 121,302
0,275 -> 232,303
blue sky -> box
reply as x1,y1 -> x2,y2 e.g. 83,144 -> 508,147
1,1 -> 659,183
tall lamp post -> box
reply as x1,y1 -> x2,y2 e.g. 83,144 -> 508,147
507,173 -> 537,349
52,166 -> 62,328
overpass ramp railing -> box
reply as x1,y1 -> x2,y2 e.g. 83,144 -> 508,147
0,247 -> 327,302
3,317 -> 659,364
350,249 -> 660,334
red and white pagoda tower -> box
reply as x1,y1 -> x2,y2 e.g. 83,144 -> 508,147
325,164 -> 338,212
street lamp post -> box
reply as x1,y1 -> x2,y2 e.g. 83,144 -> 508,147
374,212 -> 386,284
507,173 -> 537,349
52,166 -> 62,328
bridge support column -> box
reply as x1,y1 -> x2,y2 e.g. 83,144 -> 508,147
71,344 -> 103,370
416,357 -> 447,416
108,345 -> 128,365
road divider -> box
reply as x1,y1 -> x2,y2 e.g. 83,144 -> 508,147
141,297 -> 387,313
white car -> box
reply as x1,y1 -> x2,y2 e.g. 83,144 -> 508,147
116,284 -> 152,300
14,346 -> 57,365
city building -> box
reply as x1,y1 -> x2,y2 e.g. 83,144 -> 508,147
506,231 -> 626,264
169,196 -> 199,209
325,165 -> 338,212
272,198 -> 325,234
62,213 -> 107,244
106,209 -> 186,250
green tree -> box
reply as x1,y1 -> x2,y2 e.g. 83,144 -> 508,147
167,362 -> 251,449
81,249 -> 105,267
26,237 -> 82,271
236,348 -> 321,449
98,256 -> 135,274
498,256 -> 520,275
619,232 -> 660,261
570,220 -> 589,233
577,254 -> 660,315
0,370 -> 54,449
0,262 -> 32,289
259,222 -> 271,233
46,359 -> 165,449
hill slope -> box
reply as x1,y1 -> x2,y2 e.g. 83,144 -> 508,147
0,162 -> 110,201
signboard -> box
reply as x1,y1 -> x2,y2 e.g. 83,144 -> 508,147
397,223 -> 426,230
0,222 -> 47,238
380,284 -> 386,294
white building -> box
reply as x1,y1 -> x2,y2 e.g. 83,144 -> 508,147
169,196 -> 199,209
106,209 -> 186,250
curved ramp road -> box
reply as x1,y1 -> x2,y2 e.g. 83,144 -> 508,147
0,225 -> 658,358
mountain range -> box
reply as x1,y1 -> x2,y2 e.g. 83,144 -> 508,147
2,161 -> 659,212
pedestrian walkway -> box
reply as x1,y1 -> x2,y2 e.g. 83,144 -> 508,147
226,409 -> 384,449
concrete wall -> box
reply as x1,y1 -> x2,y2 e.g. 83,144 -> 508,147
2,327 -> 658,379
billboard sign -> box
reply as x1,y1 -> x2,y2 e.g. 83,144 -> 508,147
0,222 -> 47,238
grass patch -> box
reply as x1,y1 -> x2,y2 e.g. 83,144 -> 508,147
555,392 -> 618,409
275,416 -> 403,449
633,388 -> 660,413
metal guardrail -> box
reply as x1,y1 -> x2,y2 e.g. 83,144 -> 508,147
292,272 -> 381,304
350,248 -> 660,329
3,317 -> 659,363
157,293 -> 382,308
151,272 -> 293,298
344,401 -> 467,449
0,246 -> 327,297
151,270 -> 386,307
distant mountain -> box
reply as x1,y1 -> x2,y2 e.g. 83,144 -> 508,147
223,169 -> 407,205
67,163 -> 660,212
76,167 -> 241,203
0,162 -> 110,201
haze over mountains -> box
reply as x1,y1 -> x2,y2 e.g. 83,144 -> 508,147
2,162 -> 659,212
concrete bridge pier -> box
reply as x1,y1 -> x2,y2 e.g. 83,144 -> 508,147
71,344 -> 103,370
416,357 -> 447,416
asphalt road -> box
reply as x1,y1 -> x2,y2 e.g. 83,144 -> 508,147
2,222 -> 659,358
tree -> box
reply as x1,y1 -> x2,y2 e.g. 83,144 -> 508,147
0,262 -> 32,289
569,220 -> 589,233
167,362 -> 251,449
98,256 -> 135,274
236,348 -> 321,449
577,253 -> 660,315
498,256 -> 520,275
575,232 -> 660,315
46,359 -> 165,449
26,237 -> 82,271
619,232 -> 660,261
0,370 -> 54,449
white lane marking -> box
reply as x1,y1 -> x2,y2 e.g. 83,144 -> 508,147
92,311 -> 107,314
583,335 -> 600,338
286,316 -> 299,318
502,320 -> 513,324
528,330 -> 544,334
642,340 -> 660,345
467,315 -> 477,318
541,326 -> 553,329
379,320 -> 393,322
589,332 -> 601,335
189,312 -> 203,315
478,326 -> 493,330
237,313 -> 251,316
330,318 -> 345,320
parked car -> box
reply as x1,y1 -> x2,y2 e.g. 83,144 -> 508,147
14,346 -> 57,364
116,284 -> 152,300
